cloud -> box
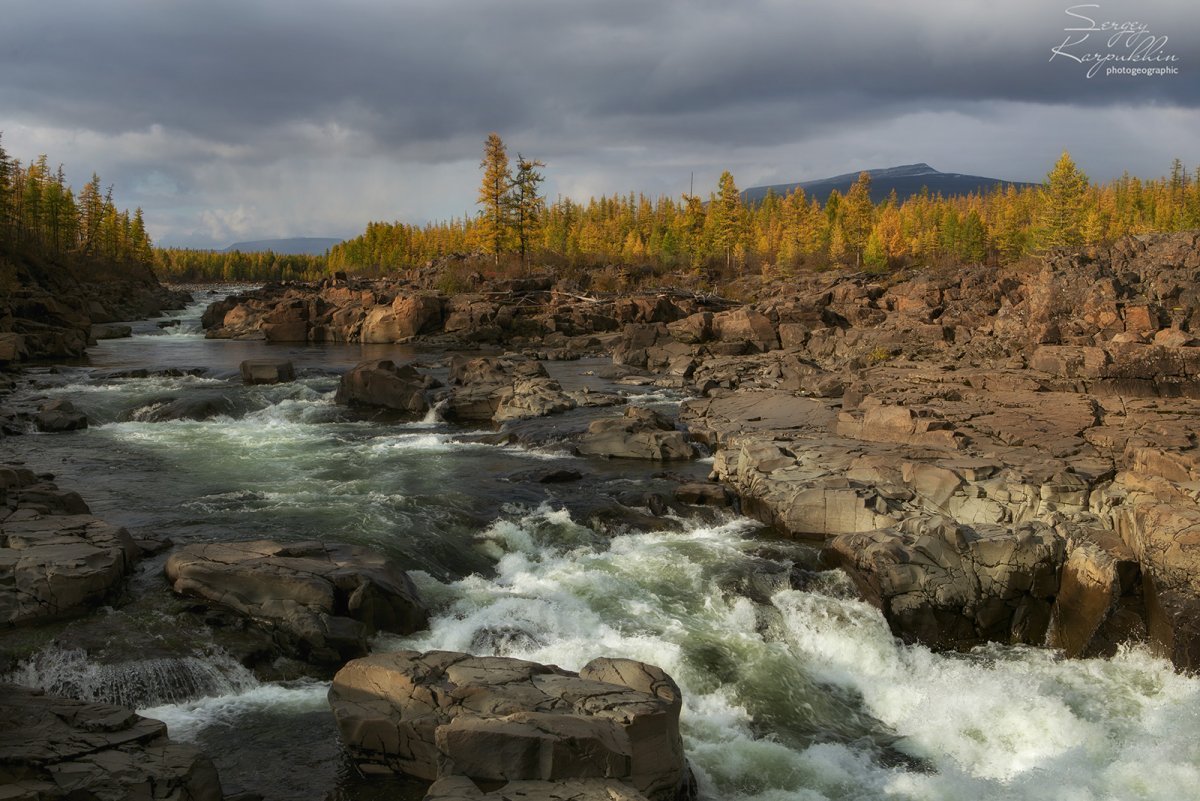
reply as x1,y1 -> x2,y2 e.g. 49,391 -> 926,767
1,0 -> 1196,247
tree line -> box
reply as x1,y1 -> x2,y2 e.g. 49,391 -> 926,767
153,248 -> 326,283
0,133 -> 155,271
325,139 -> 1200,280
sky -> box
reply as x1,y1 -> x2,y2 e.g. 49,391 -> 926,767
1,0 -> 1196,248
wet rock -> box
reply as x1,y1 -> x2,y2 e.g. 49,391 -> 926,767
336,359 -> 431,414
824,517 -> 1065,649
127,395 -> 236,422
1046,529 -> 1142,658
1,470 -> 139,626
673,482 -> 732,507
165,540 -> 429,665
34,399 -> 88,432
328,651 -> 689,801
577,407 -> 694,461
0,684 -> 224,801
91,323 -> 132,340
239,359 -> 296,385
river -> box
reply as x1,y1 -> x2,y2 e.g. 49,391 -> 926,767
3,291 -> 1198,801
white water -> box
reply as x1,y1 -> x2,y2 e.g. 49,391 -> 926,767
381,508 -> 1200,801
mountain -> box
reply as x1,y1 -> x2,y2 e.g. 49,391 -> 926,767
742,164 -> 1037,205
224,237 -> 342,255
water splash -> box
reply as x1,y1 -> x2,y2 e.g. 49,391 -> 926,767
5,646 -> 259,709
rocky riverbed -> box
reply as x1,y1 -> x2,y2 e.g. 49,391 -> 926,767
3,233 -> 1200,800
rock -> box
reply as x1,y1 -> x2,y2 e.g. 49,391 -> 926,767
0,472 -> 139,626
0,684 -> 224,801
239,359 -> 296,385
711,309 -> 779,352
164,540 -> 428,665
824,517 -> 1065,649
576,408 -> 694,461
328,651 -> 689,801
665,312 -> 712,344
444,357 -> 576,424
673,483 -> 732,507
91,324 -> 132,340
362,293 -> 444,343
1046,529 -> 1142,658
424,776 -> 649,801
34,399 -> 88,432
127,395 -> 236,422
336,359 -> 430,414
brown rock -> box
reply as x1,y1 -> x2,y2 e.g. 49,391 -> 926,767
336,359 -> 430,414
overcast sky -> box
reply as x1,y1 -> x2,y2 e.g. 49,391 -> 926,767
1,0 -> 1195,248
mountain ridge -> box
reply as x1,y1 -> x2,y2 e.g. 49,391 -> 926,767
743,164 -> 1037,205
224,237 -> 342,255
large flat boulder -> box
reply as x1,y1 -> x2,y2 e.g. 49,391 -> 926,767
1,469 -> 140,626
0,684 -> 223,801
239,358 -> 295,385
165,540 -> 428,665
576,407 -> 693,461
329,651 -> 689,801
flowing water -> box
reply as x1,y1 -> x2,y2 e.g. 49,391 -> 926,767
3,291 -> 1199,801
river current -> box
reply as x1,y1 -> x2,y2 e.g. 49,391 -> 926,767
3,291 -> 1198,801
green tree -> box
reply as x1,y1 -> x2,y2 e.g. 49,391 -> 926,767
476,132 -> 513,264
711,170 -> 743,271
1032,151 -> 1088,251
511,154 -> 545,265
841,171 -> 875,266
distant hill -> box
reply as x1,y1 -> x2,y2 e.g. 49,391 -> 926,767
224,237 -> 342,255
742,164 -> 1037,205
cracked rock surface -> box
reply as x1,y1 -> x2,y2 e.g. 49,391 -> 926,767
328,651 -> 689,801
0,466 -> 140,627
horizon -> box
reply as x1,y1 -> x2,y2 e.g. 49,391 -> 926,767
1,0 -> 1195,249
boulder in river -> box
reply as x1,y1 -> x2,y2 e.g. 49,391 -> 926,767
576,407 -> 694,461
0,684 -> 224,801
239,358 -> 296,385
91,323 -> 133,340
328,651 -> 690,801
424,776 -> 651,800
165,540 -> 429,665
34,399 -> 88,432
335,359 -> 431,414
444,356 -> 576,424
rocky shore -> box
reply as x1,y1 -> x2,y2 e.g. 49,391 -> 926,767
200,231 -> 1200,669
3,231 -> 1200,799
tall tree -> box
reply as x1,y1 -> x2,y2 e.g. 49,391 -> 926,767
476,132 -> 513,264
840,171 -> 875,266
1032,151 -> 1088,251
511,154 -> 545,265
711,171 -> 743,271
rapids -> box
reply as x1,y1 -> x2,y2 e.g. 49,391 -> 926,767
3,291 -> 1198,801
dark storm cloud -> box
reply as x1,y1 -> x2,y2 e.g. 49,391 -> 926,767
1,0 -> 1195,246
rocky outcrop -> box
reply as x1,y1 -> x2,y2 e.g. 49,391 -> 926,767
164,540 -> 429,665
824,517 -> 1064,649
328,651 -> 690,801
0,244 -> 189,364
336,359 -> 432,414
0,684 -> 223,801
1,467 -> 140,626
444,356 -> 576,424
576,407 -> 694,461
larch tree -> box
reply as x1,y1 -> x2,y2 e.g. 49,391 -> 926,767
1032,151 -> 1088,251
511,154 -> 546,265
476,133 -> 513,264
840,171 -> 875,267
711,170 -> 743,271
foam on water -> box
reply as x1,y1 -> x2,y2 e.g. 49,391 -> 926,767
385,508 -> 1200,801
5,646 -> 258,709
139,680 -> 330,742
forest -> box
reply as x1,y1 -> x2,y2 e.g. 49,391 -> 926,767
6,130 -> 1199,288
0,134 -> 155,279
